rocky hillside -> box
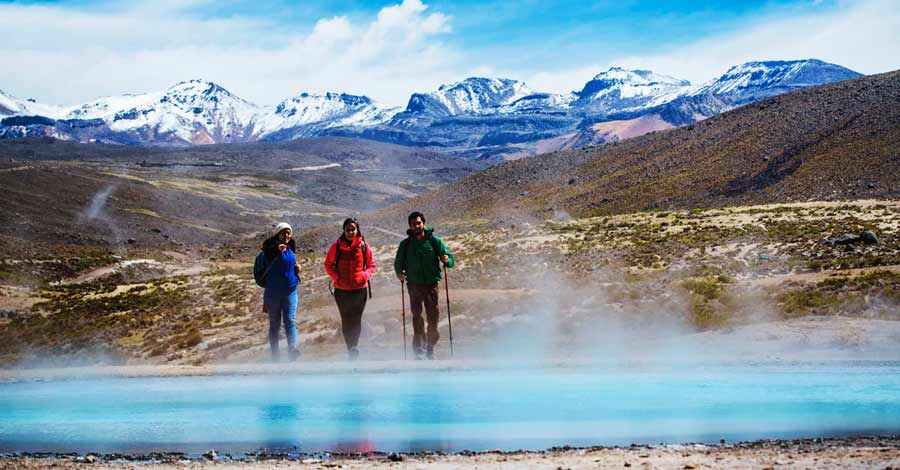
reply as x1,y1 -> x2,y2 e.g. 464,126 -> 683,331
379,70 -> 900,225
0,137 -> 485,263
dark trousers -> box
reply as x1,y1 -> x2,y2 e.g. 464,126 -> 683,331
407,282 -> 440,354
334,288 -> 368,351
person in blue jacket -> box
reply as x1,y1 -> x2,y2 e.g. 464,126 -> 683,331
261,222 -> 302,361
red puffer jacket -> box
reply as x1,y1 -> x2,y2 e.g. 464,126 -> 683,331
324,236 -> 376,291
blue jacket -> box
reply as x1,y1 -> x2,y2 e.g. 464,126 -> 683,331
264,240 -> 299,298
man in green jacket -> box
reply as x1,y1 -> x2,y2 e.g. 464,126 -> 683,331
394,211 -> 455,359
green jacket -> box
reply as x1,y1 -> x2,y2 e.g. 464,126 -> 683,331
394,227 -> 455,285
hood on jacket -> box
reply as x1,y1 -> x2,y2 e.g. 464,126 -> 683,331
336,235 -> 364,252
406,226 -> 434,238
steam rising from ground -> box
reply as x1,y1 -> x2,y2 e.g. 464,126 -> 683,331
84,185 -> 114,220
451,215 -> 899,367
78,184 -> 125,252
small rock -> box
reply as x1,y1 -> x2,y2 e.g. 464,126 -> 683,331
568,178 -> 577,185
84,454 -> 97,463
150,228 -> 162,233
624,462 -> 631,467
388,452 -> 403,462
684,465 -> 696,470
126,238 -> 136,244
828,233 -> 861,246
203,449 -> 217,460
860,230 -> 879,244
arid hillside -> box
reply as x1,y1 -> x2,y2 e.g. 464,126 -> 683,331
383,70 -> 900,226
0,137 -> 484,259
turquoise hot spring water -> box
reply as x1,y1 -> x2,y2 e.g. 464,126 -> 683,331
1,362 -> 899,456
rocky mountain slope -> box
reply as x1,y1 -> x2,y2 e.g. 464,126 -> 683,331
0,60 -> 861,158
0,136 -> 485,262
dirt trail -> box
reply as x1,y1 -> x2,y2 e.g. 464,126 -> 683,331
747,264 -> 900,287
57,259 -> 212,285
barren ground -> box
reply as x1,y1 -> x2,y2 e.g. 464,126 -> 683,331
2,436 -> 899,469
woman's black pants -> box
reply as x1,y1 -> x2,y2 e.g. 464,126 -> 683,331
334,288 -> 368,351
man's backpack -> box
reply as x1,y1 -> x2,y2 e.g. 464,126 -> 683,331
331,240 -> 373,298
253,251 -> 274,288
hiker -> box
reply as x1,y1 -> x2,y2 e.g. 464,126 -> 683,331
394,211 -> 455,359
324,218 -> 376,361
261,222 -> 302,361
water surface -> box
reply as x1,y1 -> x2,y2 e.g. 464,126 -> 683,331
1,362 -> 898,455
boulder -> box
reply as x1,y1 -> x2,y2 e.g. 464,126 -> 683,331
860,230 -> 879,244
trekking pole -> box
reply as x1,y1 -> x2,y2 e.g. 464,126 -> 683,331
401,280 -> 408,360
443,264 -> 454,357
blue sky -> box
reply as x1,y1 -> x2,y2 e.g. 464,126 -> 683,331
1,0 -> 897,106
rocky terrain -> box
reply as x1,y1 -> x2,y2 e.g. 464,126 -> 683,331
2,435 -> 899,469
1,198 -> 897,366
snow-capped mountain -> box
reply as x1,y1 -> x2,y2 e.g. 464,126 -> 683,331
0,89 -> 66,119
0,59 -> 866,154
399,77 -> 535,119
0,81 -> 399,145
574,68 -> 692,113
630,59 -> 864,126
252,92 -> 400,140
66,80 -> 261,144
694,59 -> 863,104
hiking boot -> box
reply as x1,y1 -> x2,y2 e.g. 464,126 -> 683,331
348,347 -> 359,361
288,348 -> 301,361
426,346 -> 434,360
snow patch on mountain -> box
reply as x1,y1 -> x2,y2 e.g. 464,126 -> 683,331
252,92 -> 399,137
404,77 -> 537,117
694,59 -> 863,99
579,68 -> 690,99
0,89 -> 67,119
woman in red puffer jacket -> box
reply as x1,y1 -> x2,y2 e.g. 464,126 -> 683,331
324,218 -> 376,360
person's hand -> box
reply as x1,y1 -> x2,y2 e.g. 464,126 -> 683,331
441,255 -> 449,265
278,244 -> 287,252
397,273 -> 406,282
295,262 -> 302,272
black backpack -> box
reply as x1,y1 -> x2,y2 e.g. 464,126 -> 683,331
253,251 -> 274,287
331,240 -> 373,298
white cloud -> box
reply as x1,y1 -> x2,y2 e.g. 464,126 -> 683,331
0,0 -> 459,107
3,0 -> 898,108
522,0 -> 900,93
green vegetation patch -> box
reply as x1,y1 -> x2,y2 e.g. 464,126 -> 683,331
679,275 -> 736,330
777,270 -> 900,318
0,276 -> 192,363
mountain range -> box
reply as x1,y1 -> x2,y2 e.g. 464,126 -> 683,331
0,59 -> 862,158
378,69 -> 900,224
